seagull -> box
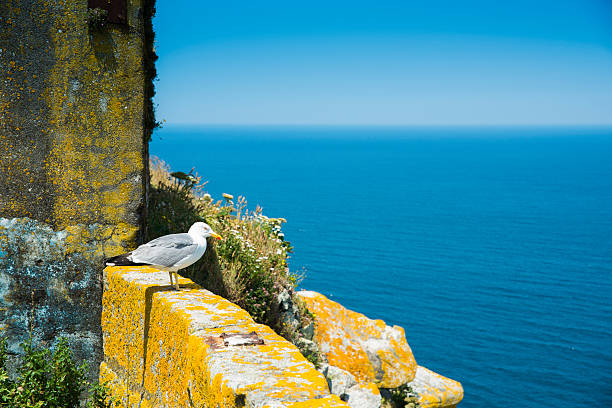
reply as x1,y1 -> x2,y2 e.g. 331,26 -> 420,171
105,222 -> 222,290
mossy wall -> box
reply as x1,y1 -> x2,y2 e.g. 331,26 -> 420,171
0,0 -> 154,379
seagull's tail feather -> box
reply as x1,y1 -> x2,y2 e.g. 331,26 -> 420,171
105,253 -> 148,267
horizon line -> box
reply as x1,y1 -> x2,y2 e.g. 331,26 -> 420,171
158,123 -> 612,128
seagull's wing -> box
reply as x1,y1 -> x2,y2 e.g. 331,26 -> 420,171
129,233 -> 198,268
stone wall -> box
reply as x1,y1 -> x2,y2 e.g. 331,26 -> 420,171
0,0 -> 154,378
101,266 -> 349,407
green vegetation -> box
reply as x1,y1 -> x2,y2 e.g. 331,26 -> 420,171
147,157 -> 319,358
85,8 -> 108,29
0,337 -> 116,408
381,384 -> 421,408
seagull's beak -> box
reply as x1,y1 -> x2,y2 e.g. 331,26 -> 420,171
210,231 -> 223,240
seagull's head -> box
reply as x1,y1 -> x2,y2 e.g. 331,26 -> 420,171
189,222 -> 223,240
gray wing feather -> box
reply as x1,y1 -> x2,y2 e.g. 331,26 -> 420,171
130,233 -> 197,267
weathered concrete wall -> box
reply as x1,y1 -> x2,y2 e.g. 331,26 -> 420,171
102,266 -> 349,407
0,0 -> 153,378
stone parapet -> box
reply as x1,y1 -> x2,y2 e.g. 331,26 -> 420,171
102,266 -> 349,407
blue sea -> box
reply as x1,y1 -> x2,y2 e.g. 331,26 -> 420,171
151,126 -> 612,407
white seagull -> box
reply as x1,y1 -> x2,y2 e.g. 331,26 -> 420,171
105,222 -> 222,290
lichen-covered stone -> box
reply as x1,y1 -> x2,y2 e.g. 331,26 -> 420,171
102,266 -> 350,407
0,217 -> 137,376
0,0 -> 151,380
345,382 -> 382,408
297,291 -> 417,388
407,366 -> 463,408
322,364 -> 358,396
322,365 -> 381,408
0,0 -> 148,228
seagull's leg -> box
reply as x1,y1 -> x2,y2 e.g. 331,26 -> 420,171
174,272 -> 180,290
168,271 -> 173,287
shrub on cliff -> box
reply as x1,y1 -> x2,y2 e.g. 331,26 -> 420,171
0,336 -> 116,408
147,157 -> 316,351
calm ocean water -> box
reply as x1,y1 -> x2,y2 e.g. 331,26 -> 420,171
151,126 -> 612,407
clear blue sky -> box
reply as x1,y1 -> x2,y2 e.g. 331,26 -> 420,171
153,0 -> 612,125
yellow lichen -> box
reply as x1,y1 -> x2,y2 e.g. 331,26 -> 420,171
100,362 -> 148,407
43,0 -> 145,230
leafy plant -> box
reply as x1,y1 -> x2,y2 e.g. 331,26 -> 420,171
86,381 -> 117,408
0,336 -> 116,408
0,337 -> 15,406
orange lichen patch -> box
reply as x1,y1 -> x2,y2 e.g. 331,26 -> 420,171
358,381 -> 380,396
297,290 -> 417,387
409,366 -> 463,408
101,266 -> 350,407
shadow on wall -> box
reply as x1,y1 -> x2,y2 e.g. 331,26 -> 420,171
140,282 -> 198,388
89,28 -> 117,71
